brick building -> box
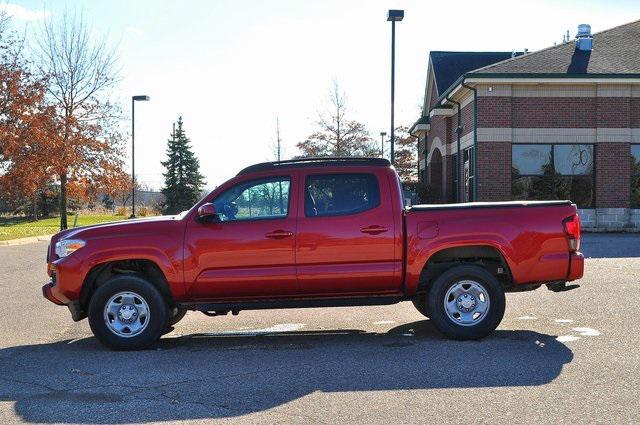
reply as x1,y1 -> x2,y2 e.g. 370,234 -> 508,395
410,21 -> 640,228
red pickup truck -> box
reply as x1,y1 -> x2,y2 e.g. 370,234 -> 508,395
43,158 -> 584,350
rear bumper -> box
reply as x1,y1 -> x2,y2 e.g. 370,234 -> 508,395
567,252 -> 584,282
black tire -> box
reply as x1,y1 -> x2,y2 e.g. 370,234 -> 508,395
427,264 -> 505,340
88,275 -> 169,350
168,307 -> 187,326
411,296 -> 429,318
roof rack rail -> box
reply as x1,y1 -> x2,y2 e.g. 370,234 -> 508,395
237,157 -> 391,175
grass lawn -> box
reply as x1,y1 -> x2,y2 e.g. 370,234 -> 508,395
0,215 -> 125,241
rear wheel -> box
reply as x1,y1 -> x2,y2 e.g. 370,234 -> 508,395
88,275 -> 169,350
427,265 -> 505,340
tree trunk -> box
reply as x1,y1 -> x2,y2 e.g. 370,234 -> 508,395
32,192 -> 38,221
41,190 -> 48,217
59,173 -> 68,230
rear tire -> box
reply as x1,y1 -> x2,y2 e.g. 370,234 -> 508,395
427,264 -> 505,340
88,275 -> 169,350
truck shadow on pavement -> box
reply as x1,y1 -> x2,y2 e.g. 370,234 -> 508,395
0,320 -> 573,423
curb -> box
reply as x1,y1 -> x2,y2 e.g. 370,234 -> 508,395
583,228 -> 640,233
0,234 -> 53,246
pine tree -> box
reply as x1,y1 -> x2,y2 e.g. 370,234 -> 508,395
161,117 -> 205,214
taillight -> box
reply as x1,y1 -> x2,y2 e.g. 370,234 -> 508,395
563,214 -> 581,251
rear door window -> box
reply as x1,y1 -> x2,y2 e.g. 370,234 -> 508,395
305,173 -> 380,217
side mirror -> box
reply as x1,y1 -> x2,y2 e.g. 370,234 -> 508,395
197,203 -> 218,222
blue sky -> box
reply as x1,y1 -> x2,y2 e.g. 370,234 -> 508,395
2,0 -> 638,189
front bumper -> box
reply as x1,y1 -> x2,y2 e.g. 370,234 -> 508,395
42,282 -> 87,321
42,281 -> 68,305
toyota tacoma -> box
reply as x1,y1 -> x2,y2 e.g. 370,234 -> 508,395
43,158 -> 584,350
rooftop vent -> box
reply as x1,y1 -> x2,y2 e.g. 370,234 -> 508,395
576,24 -> 592,51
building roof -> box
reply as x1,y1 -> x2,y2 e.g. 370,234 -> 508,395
430,51 -> 519,94
471,19 -> 640,75
409,115 -> 430,134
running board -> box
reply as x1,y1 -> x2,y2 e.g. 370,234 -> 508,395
178,296 -> 405,313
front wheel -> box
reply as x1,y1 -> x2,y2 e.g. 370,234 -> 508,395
427,265 -> 505,340
88,275 -> 169,350
411,296 -> 429,318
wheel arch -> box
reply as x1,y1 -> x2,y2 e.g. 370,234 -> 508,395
80,259 -> 175,311
416,245 -> 513,296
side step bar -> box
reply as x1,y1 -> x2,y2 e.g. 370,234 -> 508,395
178,295 -> 405,313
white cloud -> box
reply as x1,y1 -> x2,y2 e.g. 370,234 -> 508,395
0,3 -> 50,21
126,26 -> 143,36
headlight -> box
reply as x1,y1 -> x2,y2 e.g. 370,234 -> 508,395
55,239 -> 86,258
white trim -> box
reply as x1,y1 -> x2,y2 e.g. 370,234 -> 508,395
460,132 -> 474,150
410,123 -> 430,137
466,77 -> 640,85
426,137 -> 451,162
475,83 -> 640,97
430,107 -> 455,118
476,127 -> 640,143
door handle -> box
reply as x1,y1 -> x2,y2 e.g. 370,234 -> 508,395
265,230 -> 294,239
360,225 -> 388,235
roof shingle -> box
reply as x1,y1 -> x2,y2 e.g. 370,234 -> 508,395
472,19 -> 640,75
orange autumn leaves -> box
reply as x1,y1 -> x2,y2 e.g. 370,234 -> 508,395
0,15 -> 128,213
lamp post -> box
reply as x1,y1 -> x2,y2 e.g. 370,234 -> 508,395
130,95 -> 150,218
380,131 -> 387,158
387,9 -> 404,165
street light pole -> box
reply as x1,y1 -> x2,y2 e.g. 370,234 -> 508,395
380,131 -> 387,158
130,95 -> 150,218
387,10 -> 404,166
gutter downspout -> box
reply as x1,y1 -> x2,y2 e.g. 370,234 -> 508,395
462,80 -> 478,201
445,95 -> 462,203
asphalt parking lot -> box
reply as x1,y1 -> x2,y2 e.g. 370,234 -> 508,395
0,234 -> 638,424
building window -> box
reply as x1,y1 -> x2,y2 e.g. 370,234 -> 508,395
463,147 -> 475,202
632,145 -> 640,207
512,144 -> 594,208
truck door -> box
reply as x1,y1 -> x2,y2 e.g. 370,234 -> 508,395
184,174 -> 298,299
296,170 -> 401,296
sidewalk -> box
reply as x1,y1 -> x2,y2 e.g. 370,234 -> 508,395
0,235 -> 53,246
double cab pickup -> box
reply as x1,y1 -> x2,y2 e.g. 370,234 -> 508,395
43,158 -> 584,350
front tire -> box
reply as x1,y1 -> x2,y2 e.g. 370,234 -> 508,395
411,296 -> 429,318
88,275 -> 169,350
427,265 -> 505,340
168,307 -> 187,326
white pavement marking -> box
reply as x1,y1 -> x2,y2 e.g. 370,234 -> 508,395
573,327 -> 602,336
555,319 -> 574,323
518,315 -> 537,320
556,335 -> 580,342
213,323 -> 307,336
373,320 -> 396,325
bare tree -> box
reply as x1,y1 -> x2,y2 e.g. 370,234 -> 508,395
297,80 -> 377,158
37,11 -> 122,229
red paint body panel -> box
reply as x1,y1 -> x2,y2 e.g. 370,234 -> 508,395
294,167 -> 403,296
43,163 -> 584,312
183,170 -> 300,300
